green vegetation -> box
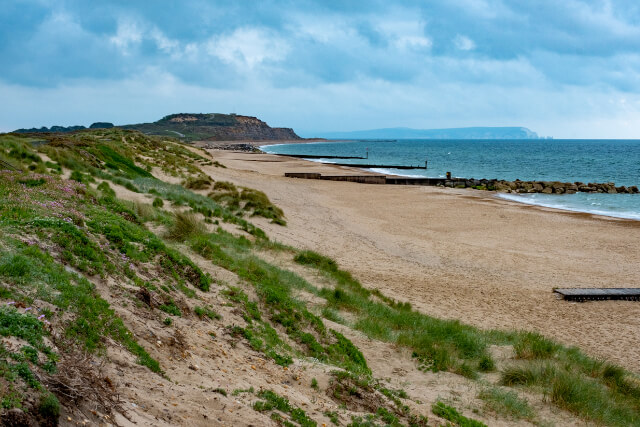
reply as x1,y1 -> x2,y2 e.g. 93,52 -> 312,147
500,362 -> 640,426
134,177 -> 267,238
192,231 -> 369,374
232,386 -> 254,396
294,249 -> 640,426
159,300 -> 181,317
183,175 -> 212,190
122,112 -> 241,141
295,250 -> 492,376
37,392 -> 61,421
209,181 -> 286,225
513,331 -> 559,359
2,129 -> 639,426
432,401 -> 487,427
211,387 -> 227,396
253,389 -> 317,427
324,410 -> 339,425
165,211 -> 207,241
194,305 -> 221,320
478,387 -> 535,421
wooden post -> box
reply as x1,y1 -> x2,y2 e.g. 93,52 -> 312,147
446,171 -> 451,179
425,158 -> 428,169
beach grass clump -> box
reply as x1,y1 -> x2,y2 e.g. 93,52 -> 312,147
212,180 -> 237,192
500,362 -> 556,387
165,211 -> 207,241
513,331 -> 559,359
230,323 -> 293,367
240,188 -> 286,225
183,174 -> 213,190
159,300 -> 181,317
134,176 -> 267,238
549,371 -> 640,426
477,354 -> 496,372
500,361 -> 640,426
208,182 -> 287,225
194,305 -> 221,320
432,401 -> 487,427
253,389 -> 316,427
295,250 -> 369,297
478,387 -> 535,421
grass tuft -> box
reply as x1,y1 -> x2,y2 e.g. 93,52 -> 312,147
432,401 -> 487,427
514,331 -> 559,359
166,211 -> 207,241
478,387 -> 535,421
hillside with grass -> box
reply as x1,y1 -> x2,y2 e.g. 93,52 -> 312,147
0,129 -> 638,426
122,113 -> 301,142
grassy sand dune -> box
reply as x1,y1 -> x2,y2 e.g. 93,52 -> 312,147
0,130 -> 638,426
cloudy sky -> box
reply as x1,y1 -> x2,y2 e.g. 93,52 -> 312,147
1,0 -> 639,138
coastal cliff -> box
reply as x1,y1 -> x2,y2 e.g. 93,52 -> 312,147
122,113 -> 301,142
13,113 -> 301,142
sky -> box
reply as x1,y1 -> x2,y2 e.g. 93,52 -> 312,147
1,0 -> 639,138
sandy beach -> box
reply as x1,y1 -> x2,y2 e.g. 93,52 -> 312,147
201,149 -> 640,373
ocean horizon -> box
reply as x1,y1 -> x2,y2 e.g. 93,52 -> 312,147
263,139 -> 640,220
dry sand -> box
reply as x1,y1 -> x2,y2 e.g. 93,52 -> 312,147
201,150 -> 640,373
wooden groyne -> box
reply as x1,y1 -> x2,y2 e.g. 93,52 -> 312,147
284,172 -> 640,194
328,163 -> 427,170
554,288 -> 640,302
386,177 -> 448,185
284,172 -> 386,184
277,154 -> 367,159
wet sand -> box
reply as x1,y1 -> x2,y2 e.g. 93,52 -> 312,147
201,150 -> 640,372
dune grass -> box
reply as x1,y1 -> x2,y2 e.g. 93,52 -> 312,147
190,229 -> 369,374
3,131 -> 639,426
293,249 -> 640,426
432,401 -> 487,427
208,181 -> 287,225
478,387 -> 535,421
165,211 -> 207,241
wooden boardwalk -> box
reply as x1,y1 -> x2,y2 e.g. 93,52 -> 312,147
554,288 -> 640,302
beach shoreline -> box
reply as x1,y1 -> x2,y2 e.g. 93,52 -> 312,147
199,148 -> 640,372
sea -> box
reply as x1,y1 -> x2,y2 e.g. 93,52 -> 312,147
262,139 -> 640,220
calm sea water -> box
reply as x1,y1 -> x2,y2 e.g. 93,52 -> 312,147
262,139 -> 640,220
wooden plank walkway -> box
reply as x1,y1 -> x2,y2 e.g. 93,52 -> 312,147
554,288 -> 640,302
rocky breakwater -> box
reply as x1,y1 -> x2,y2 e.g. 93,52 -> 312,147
440,178 -> 640,194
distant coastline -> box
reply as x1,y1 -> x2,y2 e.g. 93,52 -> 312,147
306,126 -> 547,140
